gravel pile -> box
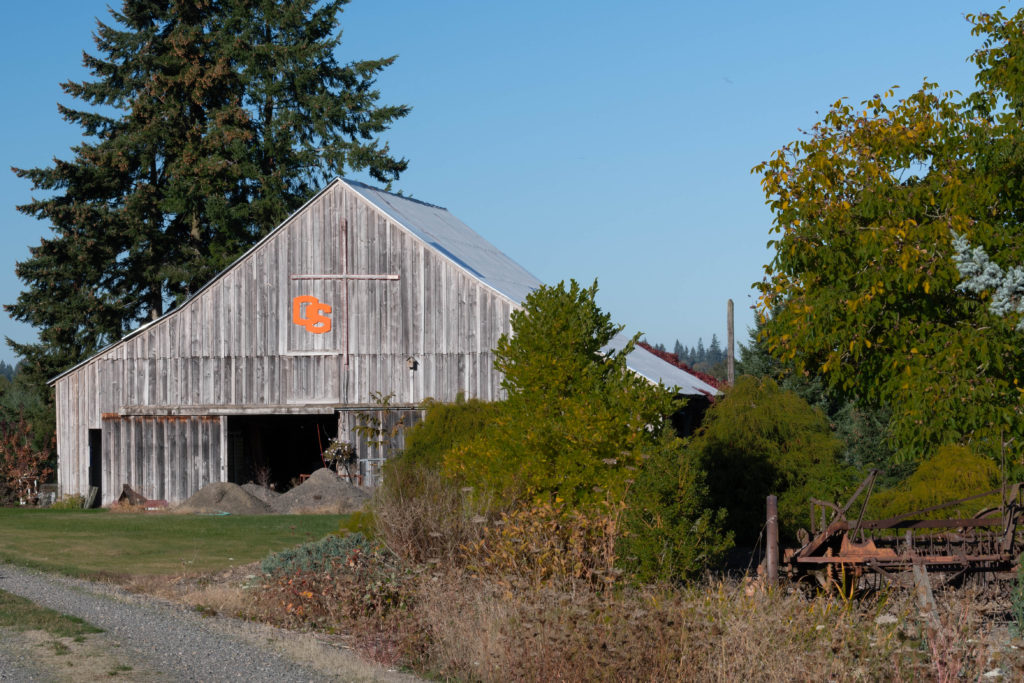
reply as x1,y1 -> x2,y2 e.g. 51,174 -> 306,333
241,482 -> 281,505
174,470 -> 368,516
270,468 -> 370,515
175,482 -> 271,515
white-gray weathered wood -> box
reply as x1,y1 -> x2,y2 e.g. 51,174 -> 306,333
53,181 -> 518,504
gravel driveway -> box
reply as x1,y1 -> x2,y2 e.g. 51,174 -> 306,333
0,564 -> 418,682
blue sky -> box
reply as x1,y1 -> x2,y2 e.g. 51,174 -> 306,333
0,1 -> 999,366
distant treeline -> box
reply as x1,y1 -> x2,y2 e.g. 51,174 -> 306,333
0,361 -> 16,382
645,335 -> 728,380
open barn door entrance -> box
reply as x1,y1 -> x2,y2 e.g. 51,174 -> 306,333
225,414 -> 337,492
87,429 -> 102,508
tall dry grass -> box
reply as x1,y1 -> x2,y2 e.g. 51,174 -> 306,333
417,574 -> 1024,682
238,459 -> 1022,681
371,459 -> 491,566
416,576 -> 886,682
244,555 -> 1013,681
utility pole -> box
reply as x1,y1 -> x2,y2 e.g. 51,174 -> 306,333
727,299 -> 735,385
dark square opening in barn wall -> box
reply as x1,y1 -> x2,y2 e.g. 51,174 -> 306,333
226,414 -> 337,491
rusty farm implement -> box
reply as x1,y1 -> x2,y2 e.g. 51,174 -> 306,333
768,470 -> 1024,590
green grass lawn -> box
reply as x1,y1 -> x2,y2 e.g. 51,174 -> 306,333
0,508 -> 344,577
0,589 -> 103,638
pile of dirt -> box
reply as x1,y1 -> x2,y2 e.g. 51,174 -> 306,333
270,468 -> 369,515
241,483 -> 280,505
175,482 -> 271,515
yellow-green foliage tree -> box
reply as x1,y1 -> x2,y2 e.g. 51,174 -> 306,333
694,376 -> 857,544
400,397 -> 503,470
753,10 -> 1024,462
869,445 -> 1002,520
443,280 -> 681,507
387,280 -> 730,581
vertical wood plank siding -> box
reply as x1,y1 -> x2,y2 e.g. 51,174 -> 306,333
54,182 -> 517,503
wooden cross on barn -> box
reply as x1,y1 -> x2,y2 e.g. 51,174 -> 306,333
290,218 -> 399,364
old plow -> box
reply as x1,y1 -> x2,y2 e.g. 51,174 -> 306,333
776,470 -> 1024,589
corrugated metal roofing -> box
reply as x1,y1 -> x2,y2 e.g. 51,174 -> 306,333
606,333 -> 720,397
345,180 -> 543,304
347,180 -> 719,397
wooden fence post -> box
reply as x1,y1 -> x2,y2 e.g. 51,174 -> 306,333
766,495 -> 779,585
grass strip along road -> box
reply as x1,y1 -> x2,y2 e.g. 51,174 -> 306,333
0,563 -> 392,681
0,508 -> 344,577
0,509 -> 417,681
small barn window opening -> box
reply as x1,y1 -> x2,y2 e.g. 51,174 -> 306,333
226,414 -> 338,491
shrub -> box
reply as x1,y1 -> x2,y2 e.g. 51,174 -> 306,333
0,416 -> 53,505
462,500 -> 623,591
260,533 -> 374,576
868,444 -> 1001,519
442,280 -> 681,508
49,495 -> 85,510
620,432 -> 732,582
696,375 -> 858,544
374,456 -> 490,565
254,540 -> 422,663
401,396 -> 503,469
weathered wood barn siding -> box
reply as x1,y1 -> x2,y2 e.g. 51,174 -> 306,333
53,180 -> 518,504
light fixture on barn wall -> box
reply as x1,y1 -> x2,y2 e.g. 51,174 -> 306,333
407,356 -> 418,371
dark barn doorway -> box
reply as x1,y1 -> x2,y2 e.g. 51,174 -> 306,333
87,429 -> 102,508
226,414 -> 337,491
670,394 -> 712,438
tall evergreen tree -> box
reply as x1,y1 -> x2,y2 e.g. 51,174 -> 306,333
11,0 -> 409,387
708,334 -> 722,364
673,339 -> 685,362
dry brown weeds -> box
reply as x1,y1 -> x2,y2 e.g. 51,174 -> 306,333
210,555 -> 1021,682
358,466 -> 1024,680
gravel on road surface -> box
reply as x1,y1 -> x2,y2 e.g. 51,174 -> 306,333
0,641 -> 49,682
0,563 -> 418,682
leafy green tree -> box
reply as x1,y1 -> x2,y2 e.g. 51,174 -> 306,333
752,9 -> 1024,462
695,375 -> 857,544
738,316 -> 898,477
443,280 -> 682,507
620,431 -> 732,582
11,0 -> 409,388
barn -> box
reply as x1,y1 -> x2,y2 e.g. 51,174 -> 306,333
50,178 -> 720,505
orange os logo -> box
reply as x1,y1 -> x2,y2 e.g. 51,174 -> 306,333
292,295 -> 332,334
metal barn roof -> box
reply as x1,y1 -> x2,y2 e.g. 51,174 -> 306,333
346,180 -> 543,304
346,180 -> 719,397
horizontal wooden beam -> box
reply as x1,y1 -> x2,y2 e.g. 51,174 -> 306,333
290,274 -> 400,281
121,404 -> 339,416
119,403 -> 423,417
334,404 -> 422,412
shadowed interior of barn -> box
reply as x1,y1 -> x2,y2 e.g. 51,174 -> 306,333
227,415 -> 338,490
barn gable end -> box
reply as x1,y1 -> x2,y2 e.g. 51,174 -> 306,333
53,179 -> 525,503
52,178 -> 719,505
